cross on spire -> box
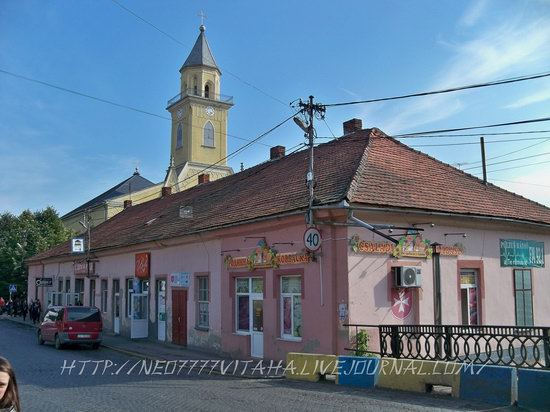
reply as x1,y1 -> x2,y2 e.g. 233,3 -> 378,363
198,11 -> 207,26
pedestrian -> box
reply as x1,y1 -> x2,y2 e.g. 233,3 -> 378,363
0,296 -> 5,315
21,302 -> 28,323
29,300 -> 36,324
0,357 -> 21,412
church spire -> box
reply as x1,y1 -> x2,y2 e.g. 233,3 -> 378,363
180,25 -> 220,73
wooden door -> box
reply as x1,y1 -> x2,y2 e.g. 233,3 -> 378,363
172,289 -> 187,346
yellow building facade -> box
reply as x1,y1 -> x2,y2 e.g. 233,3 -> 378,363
62,25 -> 233,232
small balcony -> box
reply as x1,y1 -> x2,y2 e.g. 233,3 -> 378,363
167,88 -> 234,107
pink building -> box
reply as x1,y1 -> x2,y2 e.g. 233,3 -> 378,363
27,121 -> 550,361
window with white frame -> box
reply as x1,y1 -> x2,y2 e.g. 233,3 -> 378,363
197,276 -> 209,328
281,276 -> 302,339
100,279 -> 108,313
235,277 -> 263,333
460,270 -> 478,325
203,121 -> 214,147
126,278 -> 133,318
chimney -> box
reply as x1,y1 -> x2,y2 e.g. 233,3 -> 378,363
270,145 -> 286,160
198,173 -> 210,184
161,186 -> 172,197
343,118 -> 363,135
123,200 -> 132,209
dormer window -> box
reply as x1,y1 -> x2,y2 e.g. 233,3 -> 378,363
203,121 -> 214,147
176,123 -> 183,149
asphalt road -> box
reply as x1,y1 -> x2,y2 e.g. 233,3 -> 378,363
0,319 -> 507,411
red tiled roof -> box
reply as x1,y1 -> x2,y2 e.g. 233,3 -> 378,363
29,128 -> 550,262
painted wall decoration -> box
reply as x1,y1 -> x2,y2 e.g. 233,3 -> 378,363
224,239 -> 312,270
500,239 -> 545,268
391,288 -> 413,320
350,234 -> 434,259
135,252 -> 150,279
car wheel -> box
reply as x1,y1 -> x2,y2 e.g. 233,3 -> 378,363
55,334 -> 63,350
37,331 -> 45,345
91,342 -> 100,350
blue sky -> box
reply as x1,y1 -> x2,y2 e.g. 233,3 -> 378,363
1,0 -> 550,215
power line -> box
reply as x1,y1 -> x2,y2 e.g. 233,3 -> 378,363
110,0 -> 289,108
323,71 -> 550,107
394,116 -> 550,137
488,178 -> 550,189
457,138 -> 550,167
400,130 -> 550,138
0,68 -> 275,148
411,136 -> 550,147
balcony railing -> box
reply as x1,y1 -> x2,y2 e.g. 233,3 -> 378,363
344,323 -> 550,369
167,88 -> 234,107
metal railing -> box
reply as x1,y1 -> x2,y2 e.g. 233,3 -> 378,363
167,88 -> 234,107
344,324 -> 550,369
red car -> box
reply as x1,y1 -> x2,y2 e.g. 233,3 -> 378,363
37,306 -> 102,349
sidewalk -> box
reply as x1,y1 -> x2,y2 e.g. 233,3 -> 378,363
0,314 -> 284,379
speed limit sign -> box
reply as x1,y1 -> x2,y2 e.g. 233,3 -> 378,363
303,227 -> 322,252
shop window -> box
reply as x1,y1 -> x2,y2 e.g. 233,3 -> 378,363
235,277 -> 263,333
514,269 -> 534,326
126,278 -> 133,318
58,278 -> 63,292
65,278 -> 71,293
281,276 -> 302,339
197,276 -> 209,328
460,270 -> 478,325
101,279 -> 108,313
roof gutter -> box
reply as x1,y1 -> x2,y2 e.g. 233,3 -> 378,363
347,204 -> 550,230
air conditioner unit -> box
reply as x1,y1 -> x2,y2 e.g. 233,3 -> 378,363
393,266 -> 422,288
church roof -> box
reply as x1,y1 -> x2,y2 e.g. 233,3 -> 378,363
180,25 -> 220,73
32,127 -> 550,262
61,170 -> 155,219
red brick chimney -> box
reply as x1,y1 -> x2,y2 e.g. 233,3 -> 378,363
123,200 -> 132,209
198,173 -> 210,184
343,118 -> 363,135
161,186 -> 172,197
270,145 -> 286,160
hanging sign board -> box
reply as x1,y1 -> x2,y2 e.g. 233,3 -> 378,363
135,253 -> 151,279
72,238 -> 85,253
35,278 -> 53,287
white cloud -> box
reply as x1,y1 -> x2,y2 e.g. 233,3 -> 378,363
459,0 -> 490,27
505,87 -> 550,109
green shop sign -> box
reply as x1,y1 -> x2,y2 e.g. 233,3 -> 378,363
500,239 -> 545,268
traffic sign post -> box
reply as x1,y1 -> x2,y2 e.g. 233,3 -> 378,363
8,284 -> 16,301
303,227 -> 322,252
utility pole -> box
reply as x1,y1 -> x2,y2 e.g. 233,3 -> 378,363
480,136 -> 487,185
294,96 -> 326,226
79,209 -> 92,278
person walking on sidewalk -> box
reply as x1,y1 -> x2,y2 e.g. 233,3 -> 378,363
20,301 -> 28,322
0,297 -> 5,315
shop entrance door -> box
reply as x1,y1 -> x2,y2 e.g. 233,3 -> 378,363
157,280 -> 166,341
130,293 -> 148,339
250,296 -> 264,358
113,292 -> 121,334
172,289 -> 187,346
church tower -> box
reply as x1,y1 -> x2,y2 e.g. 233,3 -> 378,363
166,24 -> 233,191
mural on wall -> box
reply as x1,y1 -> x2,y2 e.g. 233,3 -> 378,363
391,288 -> 413,320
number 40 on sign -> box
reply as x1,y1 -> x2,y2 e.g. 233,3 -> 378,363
303,227 -> 322,252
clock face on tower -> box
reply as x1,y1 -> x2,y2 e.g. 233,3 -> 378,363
176,108 -> 183,119
205,106 -> 215,117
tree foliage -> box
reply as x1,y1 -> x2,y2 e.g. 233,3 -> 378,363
0,207 -> 73,299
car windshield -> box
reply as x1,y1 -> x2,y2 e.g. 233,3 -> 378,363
67,307 -> 101,322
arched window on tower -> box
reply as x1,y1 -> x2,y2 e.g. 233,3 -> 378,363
204,84 -> 210,99
176,123 -> 183,149
193,76 -> 198,95
203,121 -> 214,147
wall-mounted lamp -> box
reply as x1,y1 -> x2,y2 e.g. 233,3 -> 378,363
444,233 -> 467,244
220,249 -> 240,256
272,242 -> 294,246
412,222 -> 435,228
243,236 -> 266,242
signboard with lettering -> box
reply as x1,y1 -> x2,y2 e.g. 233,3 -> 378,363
135,253 -> 151,279
170,272 -> 190,288
74,261 -> 95,275
72,238 -> 85,253
500,239 -> 544,268
35,278 -> 53,287
223,240 -> 312,270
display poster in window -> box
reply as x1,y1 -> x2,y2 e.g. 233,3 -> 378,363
500,239 -> 544,268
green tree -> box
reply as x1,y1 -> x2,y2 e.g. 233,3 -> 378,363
0,207 -> 73,300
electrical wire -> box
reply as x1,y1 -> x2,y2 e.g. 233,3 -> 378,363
323,71 -> 550,107
399,130 -> 550,138
394,116 -> 550,137
411,136 -> 550,147
110,0 -> 289,108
